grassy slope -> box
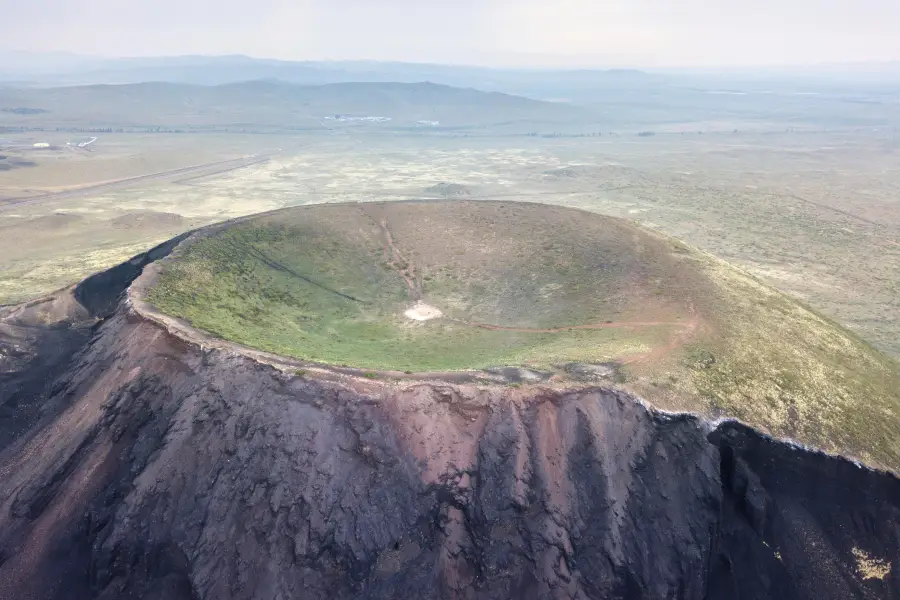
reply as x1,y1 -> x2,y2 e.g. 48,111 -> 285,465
640,257 -> 900,469
147,201 -> 900,471
624,251 -> 900,470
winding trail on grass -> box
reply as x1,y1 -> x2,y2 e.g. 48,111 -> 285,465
447,317 -> 692,333
359,205 -> 422,301
620,303 -> 701,365
450,312 -> 702,367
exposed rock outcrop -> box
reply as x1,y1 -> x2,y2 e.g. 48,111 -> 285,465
0,244 -> 897,600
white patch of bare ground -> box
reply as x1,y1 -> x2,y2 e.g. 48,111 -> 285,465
404,302 -> 443,321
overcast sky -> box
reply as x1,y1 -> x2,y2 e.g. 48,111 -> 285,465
1,0 -> 899,68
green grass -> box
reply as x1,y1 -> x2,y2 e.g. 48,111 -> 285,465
147,202 -> 686,371
149,244 -> 665,372
146,201 -> 900,472
630,256 -> 900,470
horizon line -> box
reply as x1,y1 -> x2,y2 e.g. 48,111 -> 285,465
2,49 -> 900,73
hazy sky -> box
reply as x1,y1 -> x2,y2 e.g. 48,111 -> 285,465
2,0 -> 899,68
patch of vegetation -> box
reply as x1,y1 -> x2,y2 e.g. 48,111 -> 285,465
423,182 -> 473,197
0,159 -> 37,171
2,107 -> 48,115
684,346 -> 716,369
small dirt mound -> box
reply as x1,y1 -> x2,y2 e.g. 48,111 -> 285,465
27,213 -> 83,229
112,211 -> 184,229
423,182 -> 473,198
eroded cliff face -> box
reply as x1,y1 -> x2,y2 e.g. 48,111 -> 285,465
0,250 -> 898,600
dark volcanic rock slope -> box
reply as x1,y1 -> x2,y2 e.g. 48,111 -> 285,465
0,250 -> 898,600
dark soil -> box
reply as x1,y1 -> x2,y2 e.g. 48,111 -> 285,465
0,159 -> 37,171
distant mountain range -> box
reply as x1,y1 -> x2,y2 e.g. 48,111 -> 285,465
0,53 -> 665,103
3,52 -> 900,93
0,80 -> 587,130
2,54 -> 898,132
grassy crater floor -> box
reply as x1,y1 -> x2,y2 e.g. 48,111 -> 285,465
148,201 -> 700,370
147,200 -> 900,471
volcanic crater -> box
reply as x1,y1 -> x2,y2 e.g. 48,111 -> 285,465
1,200 -> 899,600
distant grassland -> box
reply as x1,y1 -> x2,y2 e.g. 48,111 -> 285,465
0,132 -> 282,305
146,201 -> 900,472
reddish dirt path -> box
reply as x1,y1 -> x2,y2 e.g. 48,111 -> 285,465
619,303 -> 701,365
449,318 -> 689,333
380,217 -> 422,300
360,205 -> 422,300
450,303 -> 702,366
